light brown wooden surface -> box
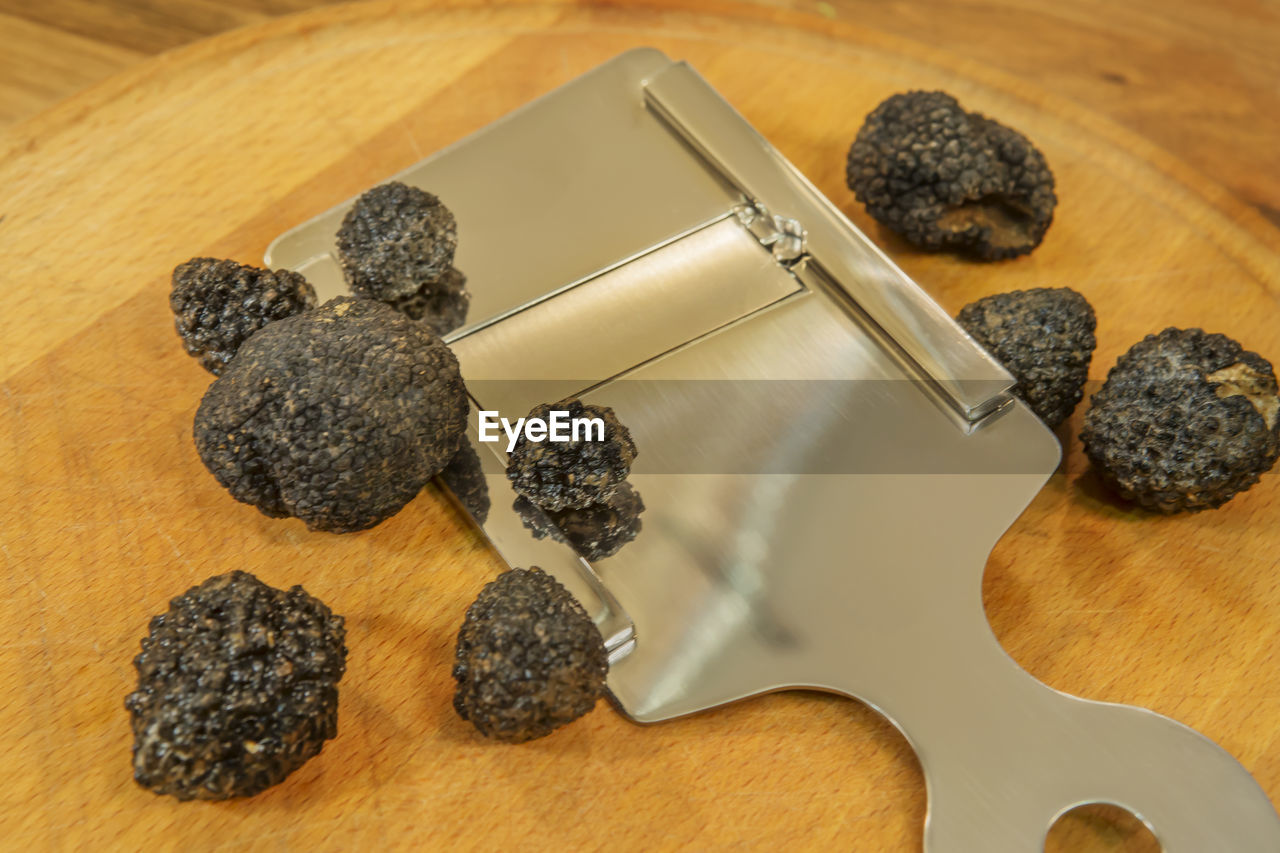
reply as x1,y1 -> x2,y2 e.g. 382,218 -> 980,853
3,0 -> 1279,233
1,1 -> 1278,849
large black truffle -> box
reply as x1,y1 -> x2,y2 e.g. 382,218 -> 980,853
194,297 -> 469,533
506,399 -> 637,511
846,91 -> 1057,260
514,482 -> 645,562
170,258 -> 316,375
1081,328 -> 1280,512
335,182 -> 457,301
385,266 -> 471,337
125,571 -> 347,800
956,287 -> 1096,427
452,568 -> 608,743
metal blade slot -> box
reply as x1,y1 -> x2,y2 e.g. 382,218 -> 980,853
450,215 -> 804,417
642,62 -> 1014,423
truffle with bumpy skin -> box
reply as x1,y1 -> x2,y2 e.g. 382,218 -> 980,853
194,297 -> 469,533
514,482 -> 645,562
452,567 -> 607,743
336,182 -> 457,301
170,258 -> 316,375
1081,328 -> 1280,513
506,398 -> 637,511
125,571 -> 346,800
956,287 -> 1096,427
846,91 -> 1056,260
385,266 -> 471,337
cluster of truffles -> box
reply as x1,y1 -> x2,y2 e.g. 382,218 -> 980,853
847,91 -> 1057,260
868,91 -> 1280,512
1082,328 -> 1280,512
169,184 -> 471,365
449,399 -> 640,742
957,287 -> 1279,511
140,88 -> 1280,809
452,568 -> 608,743
126,572 -> 346,800
160,176 -> 619,771
172,184 -> 474,534
956,287 -> 1096,428
337,182 -> 470,336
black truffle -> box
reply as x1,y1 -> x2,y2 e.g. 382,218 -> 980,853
385,266 -> 471,337
194,296 -> 469,533
452,568 -> 608,743
1081,328 -> 1280,512
335,182 -> 457,301
125,571 -> 346,800
170,258 -> 316,375
438,438 -> 491,527
514,482 -> 645,561
506,399 -> 637,511
846,91 -> 1057,260
956,287 -> 1096,427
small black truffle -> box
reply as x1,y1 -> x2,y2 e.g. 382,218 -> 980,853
194,297 -> 469,533
336,182 -> 457,301
514,482 -> 645,562
452,568 -> 608,743
1081,328 -> 1280,512
846,91 -> 1057,260
125,571 -> 347,800
385,266 -> 471,337
506,399 -> 637,511
170,258 -> 316,375
956,287 -> 1096,427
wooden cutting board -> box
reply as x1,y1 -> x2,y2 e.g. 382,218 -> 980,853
2,1 -> 1278,849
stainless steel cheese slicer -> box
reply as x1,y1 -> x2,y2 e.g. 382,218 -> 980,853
266,48 -> 1280,851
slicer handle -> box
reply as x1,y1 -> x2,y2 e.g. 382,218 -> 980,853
890,671 -> 1280,851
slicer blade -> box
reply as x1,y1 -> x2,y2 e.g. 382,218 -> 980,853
268,48 -> 1280,852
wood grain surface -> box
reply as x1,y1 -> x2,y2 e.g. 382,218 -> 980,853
4,0 -> 1279,233
2,1 -> 1278,849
